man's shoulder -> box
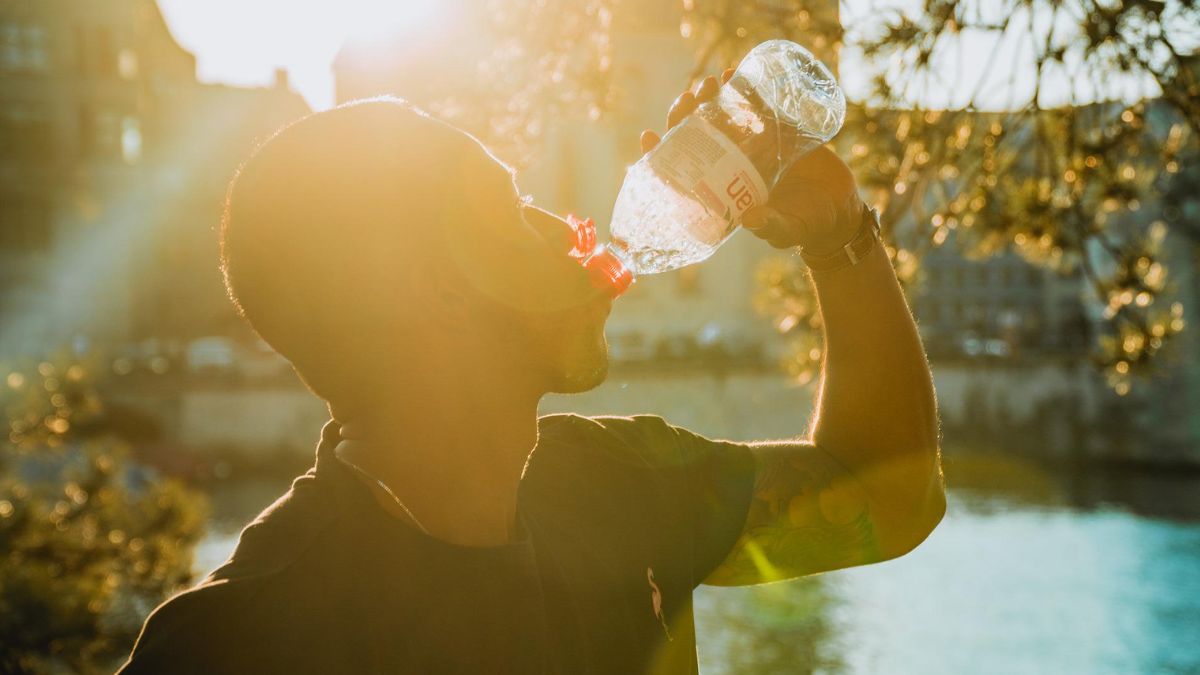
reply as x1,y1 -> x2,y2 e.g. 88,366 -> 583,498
119,477 -> 348,673
116,575 -> 269,673
528,413 -> 694,491
207,473 -> 342,583
537,412 -> 680,447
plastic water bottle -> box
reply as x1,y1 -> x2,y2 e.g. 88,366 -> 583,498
582,40 -> 845,296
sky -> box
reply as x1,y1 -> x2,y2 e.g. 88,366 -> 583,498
157,0 -> 1173,112
157,0 -> 441,110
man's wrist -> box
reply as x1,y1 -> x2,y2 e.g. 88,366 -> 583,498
797,198 -> 868,257
799,204 -> 880,274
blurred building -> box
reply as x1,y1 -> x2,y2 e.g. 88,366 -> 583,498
0,0 -> 309,360
913,236 -> 1091,359
1082,96 -> 1200,460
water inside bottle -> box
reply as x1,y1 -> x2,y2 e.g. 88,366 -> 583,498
607,160 -> 725,274
607,86 -> 803,276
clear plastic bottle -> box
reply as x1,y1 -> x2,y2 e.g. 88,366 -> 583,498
583,39 -> 845,296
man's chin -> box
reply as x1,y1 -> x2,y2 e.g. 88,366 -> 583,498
549,353 -> 609,394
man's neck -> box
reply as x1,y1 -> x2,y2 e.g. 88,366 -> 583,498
333,380 -> 541,548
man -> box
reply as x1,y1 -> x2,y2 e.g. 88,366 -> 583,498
119,73 -> 944,674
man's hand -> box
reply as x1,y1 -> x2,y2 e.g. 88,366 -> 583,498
640,71 -> 864,256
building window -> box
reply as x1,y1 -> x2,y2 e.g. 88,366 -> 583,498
0,22 -> 49,71
73,25 -> 122,75
24,26 -> 45,69
121,116 -> 142,163
118,48 -> 138,79
0,24 -> 16,69
0,194 -> 52,252
965,304 -> 984,325
97,111 -> 120,156
79,106 -> 127,159
0,104 -> 52,158
95,27 -> 115,76
78,104 -> 95,155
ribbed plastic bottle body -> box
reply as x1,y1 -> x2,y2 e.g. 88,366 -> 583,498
600,40 -> 845,279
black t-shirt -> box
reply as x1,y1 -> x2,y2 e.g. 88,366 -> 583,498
118,413 -> 757,674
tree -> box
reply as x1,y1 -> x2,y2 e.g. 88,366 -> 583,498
464,0 -> 1199,393
0,351 -> 207,674
681,0 -> 1198,393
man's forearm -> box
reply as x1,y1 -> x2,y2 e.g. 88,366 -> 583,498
807,237 -> 944,553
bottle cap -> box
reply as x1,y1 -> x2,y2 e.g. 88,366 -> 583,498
565,214 -> 597,261
583,246 -> 634,298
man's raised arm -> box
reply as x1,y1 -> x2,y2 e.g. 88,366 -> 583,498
642,75 -> 945,587
704,203 -> 945,586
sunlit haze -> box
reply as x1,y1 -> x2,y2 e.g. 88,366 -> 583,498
159,0 -> 1175,111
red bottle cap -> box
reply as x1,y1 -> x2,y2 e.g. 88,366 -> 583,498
584,246 -> 634,298
565,214 -> 597,261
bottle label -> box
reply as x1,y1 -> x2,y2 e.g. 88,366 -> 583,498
648,115 -> 769,243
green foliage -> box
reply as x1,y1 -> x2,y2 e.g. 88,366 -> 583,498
681,0 -> 1198,392
423,0 -> 615,166
477,0 -> 1199,393
0,351 -> 207,674
699,579 -> 844,675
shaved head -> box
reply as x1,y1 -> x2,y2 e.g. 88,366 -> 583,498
220,97 -> 610,406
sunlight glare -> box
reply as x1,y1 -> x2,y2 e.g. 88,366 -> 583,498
159,0 -> 445,110
343,0 -> 443,45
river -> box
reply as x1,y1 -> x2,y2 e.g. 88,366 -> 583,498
192,451 -> 1200,675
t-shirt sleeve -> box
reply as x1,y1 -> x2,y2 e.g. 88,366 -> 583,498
118,575 -> 287,674
118,581 -> 235,674
532,414 -> 757,589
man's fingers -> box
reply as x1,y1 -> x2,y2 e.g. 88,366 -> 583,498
742,205 -> 786,232
667,90 -> 696,129
742,205 -> 800,248
640,129 -> 661,154
694,75 -> 719,102
659,72 -> 731,146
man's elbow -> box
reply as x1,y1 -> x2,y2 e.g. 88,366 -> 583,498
878,482 -> 940,557
868,444 -> 950,559
877,467 -> 946,561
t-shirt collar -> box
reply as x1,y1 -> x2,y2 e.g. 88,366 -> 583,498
311,418 -> 536,553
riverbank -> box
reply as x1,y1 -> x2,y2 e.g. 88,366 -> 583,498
109,364 -> 1200,478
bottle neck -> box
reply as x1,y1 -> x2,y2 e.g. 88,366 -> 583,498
583,244 -> 634,298
565,214 -> 634,298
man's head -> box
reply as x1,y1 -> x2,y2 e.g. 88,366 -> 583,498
219,98 -> 611,410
